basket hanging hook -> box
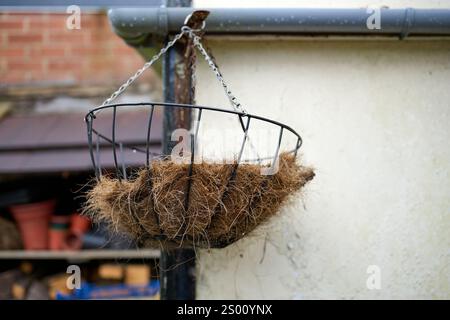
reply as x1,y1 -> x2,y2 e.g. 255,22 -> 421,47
183,10 -> 209,32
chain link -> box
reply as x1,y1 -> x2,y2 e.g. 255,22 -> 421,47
99,30 -> 186,107
182,26 -> 247,114
99,25 -> 246,115
98,22 -> 260,162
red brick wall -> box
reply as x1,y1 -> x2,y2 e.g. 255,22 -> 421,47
0,11 -> 149,86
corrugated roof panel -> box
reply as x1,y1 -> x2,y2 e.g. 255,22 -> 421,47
0,111 -> 162,174
0,111 -> 162,150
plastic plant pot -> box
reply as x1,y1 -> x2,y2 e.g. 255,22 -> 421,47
49,228 -> 67,251
49,215 -> 70,250
51,215 -> 71,225
10,200 -> 55,250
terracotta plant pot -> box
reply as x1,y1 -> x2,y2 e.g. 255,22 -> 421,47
10,200 -> 55,250
49,216 -> 70,251
49,227 -> 68,251
70,213 -> 91,235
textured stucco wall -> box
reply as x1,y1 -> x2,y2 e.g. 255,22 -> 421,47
195,0 -> 450,9
194,38 -> 450,299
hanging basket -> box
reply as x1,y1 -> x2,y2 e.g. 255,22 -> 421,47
84,14 -> 314,249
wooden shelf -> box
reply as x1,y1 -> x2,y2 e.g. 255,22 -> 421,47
0,249 -> 160,260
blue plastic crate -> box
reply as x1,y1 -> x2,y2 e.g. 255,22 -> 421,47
56,280 -> 160,300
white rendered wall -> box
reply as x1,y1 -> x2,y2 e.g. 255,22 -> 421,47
193,36 -> 450,299
195,0 -> 450,299
193,0 -> 450,300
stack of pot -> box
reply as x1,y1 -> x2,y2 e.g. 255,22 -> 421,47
9,200 -> 91,251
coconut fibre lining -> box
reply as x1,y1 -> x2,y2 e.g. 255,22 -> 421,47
85,152 -> 314,249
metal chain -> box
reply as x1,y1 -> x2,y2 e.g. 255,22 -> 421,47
182,26 -> 247,114
181,27 -> 261,161
98,22 -> 260,162
99,30 -> 187,107
99,25 -> 246,115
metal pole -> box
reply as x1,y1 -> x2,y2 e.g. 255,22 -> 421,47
159,0 -> 196,300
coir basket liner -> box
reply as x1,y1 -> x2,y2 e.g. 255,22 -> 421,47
85,152 -> 314,249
